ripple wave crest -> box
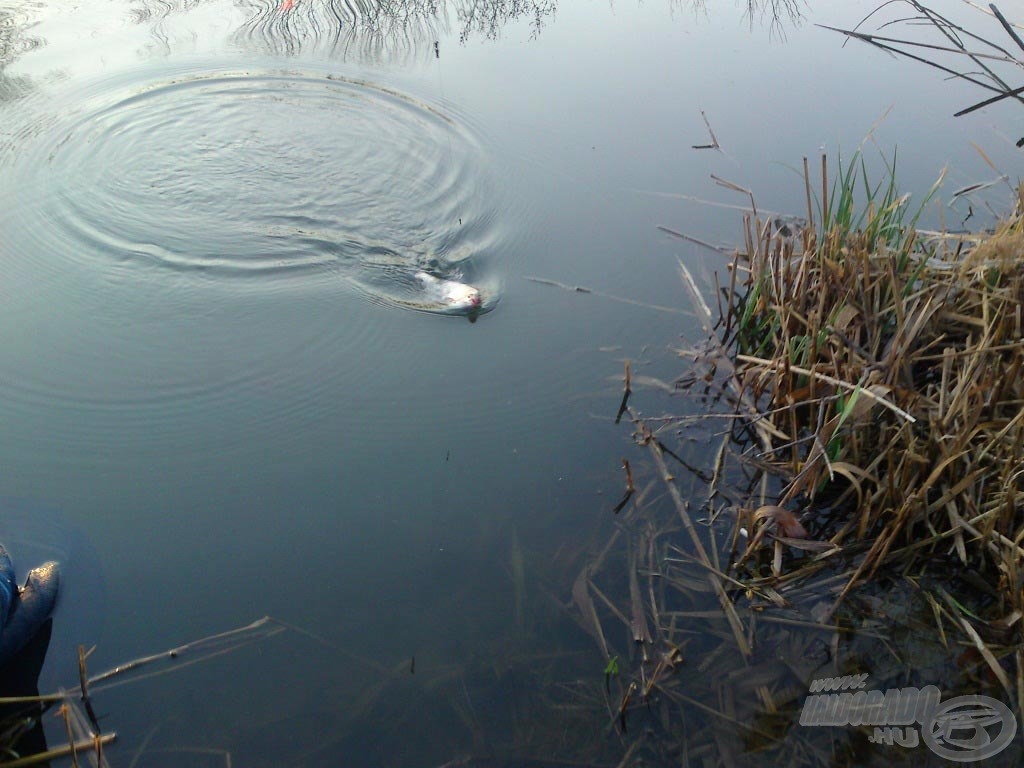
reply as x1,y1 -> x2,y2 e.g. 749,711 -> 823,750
12,69 -> 496,296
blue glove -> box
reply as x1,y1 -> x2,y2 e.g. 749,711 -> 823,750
0,545 -> 60,667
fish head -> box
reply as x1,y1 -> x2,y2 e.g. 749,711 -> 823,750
445,281 -> 482,310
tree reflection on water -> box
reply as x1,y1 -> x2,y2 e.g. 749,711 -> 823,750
230,0 -> 557,60
0,0 -> 805,89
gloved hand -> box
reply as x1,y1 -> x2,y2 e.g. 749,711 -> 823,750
0,545 -> 60,667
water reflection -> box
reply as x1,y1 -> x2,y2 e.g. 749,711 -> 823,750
0,3 -> 43,100
741,0 -> 803,35
234,0 -> 442,59
235,0 -> 561,57
230,0 -> 566,59
0,0 -> 806,89
454,0 -> 555,42
234,0 -> 801,56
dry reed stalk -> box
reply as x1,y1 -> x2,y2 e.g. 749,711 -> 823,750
0,616 -> 287,766
0,734 -> 116,768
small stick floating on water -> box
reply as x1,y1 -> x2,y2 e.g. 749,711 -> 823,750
615,359 -> 632,425
691,109 -> 721,151
612,458 -> 635,514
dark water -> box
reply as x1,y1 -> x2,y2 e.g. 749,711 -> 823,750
0,0 -> 1020,764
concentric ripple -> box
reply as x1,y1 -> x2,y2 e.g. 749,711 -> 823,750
0,66 -> 504,456
10,69 -> 498,305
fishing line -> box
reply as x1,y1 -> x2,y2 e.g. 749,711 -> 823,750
433,39 -> 463,234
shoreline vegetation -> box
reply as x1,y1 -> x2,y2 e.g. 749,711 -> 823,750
558,4 -> 1024,763
578,151 -> 1024,764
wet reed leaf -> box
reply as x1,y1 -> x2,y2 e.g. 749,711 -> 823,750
752,505 -> 808,540
628,547 -> 652,646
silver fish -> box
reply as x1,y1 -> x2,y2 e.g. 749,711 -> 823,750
414,271 -> 483,314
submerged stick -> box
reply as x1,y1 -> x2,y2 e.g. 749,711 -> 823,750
77,645 -> 101,736
678,259 -> 781,450
636,414 -> 752,658
58,704 -> 77,768
86,616 -> 285,692
692,109 -> 721,151
571,569 -> 609,659
657,226 -> 731,254
617,681 -> 637,733
61,697 -> 109,768
612,458 -> 635,514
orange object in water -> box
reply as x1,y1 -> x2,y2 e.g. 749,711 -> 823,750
279,0 -> 295,11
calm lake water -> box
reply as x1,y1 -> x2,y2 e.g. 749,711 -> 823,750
0,0 -> 1021,764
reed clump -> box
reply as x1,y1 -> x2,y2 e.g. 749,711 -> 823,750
563,153 -> 1024,765
727,155 -> 1024,622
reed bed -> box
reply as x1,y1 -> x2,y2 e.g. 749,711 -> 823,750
730,154 -> 1024,610
565,152 -> 1024,765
